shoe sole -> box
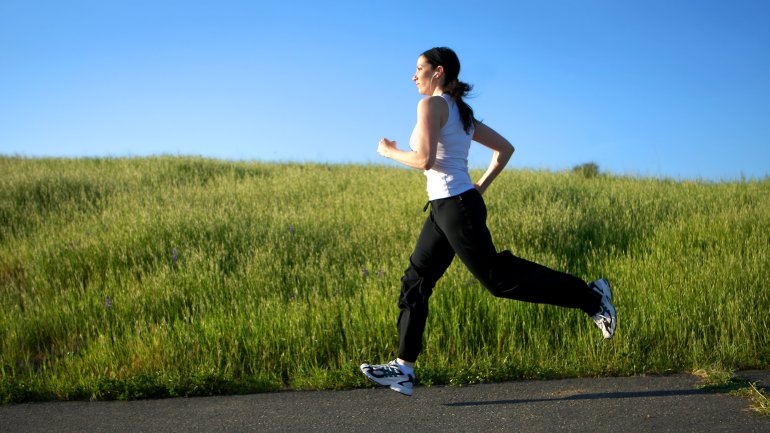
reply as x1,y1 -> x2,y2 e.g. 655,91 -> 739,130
603,302 -> 617,339
601,279 -> 617,338
360,364 -> 413,396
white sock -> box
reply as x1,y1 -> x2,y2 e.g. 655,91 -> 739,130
396,359 -> 415,377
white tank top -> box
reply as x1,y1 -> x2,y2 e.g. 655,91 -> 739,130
409,94 -> 475,200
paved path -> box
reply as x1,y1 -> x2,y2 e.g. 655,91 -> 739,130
2,370 -> 769,433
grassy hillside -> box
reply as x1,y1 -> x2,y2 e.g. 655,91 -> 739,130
1,156 -> 768,402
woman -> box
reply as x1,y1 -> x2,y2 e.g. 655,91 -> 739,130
360,47 -> 616,397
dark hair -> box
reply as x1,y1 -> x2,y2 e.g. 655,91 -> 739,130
421,47 -> 477,134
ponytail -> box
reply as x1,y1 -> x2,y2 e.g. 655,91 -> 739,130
443,79 -> 476,135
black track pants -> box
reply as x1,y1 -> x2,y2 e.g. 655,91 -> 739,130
397,188 -> 602,362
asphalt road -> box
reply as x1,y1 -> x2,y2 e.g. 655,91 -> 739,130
2,370 -> 769,433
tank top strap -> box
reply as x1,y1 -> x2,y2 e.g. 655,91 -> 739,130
440,93 -> 453,109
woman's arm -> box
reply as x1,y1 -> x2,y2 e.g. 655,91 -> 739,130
377,97 -> 446,170
472,122 -> 515,194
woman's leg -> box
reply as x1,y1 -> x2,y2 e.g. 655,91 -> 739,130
432,189 -> 602,315
397,211 -> 456,362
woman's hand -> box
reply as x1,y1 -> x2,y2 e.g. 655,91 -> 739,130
376,97 -> 444,170
474,183 -> 488,195
377,138 -> 397,159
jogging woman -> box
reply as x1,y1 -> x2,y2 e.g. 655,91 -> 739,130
360,47 -> 616,396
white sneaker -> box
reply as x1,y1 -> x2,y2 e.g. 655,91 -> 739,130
589,278 -> 617,339
360,360 -> 414,396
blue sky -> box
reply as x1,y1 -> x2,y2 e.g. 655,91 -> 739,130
1,0 -> 768,181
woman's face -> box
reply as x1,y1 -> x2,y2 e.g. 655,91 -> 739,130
412,56 -> 440,95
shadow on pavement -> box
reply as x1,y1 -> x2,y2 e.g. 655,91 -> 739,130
445,388 -> 705,407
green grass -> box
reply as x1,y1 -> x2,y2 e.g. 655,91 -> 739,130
1,156 -> 769,402
697,369 -> 770,416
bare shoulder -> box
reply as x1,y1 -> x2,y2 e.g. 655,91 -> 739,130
417,96 -> 449,115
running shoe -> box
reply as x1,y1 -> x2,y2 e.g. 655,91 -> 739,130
590,278 -> 613,302
589,278 -> 617,339
360,360 -> 415,396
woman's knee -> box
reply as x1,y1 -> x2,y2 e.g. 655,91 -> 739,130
482,250 -> 518,297
399,265 -> 437,307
